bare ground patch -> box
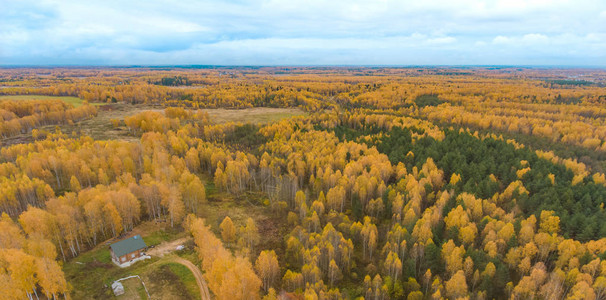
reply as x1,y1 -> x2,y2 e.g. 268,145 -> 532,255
69,104 -> 163,141
147,237 -> 191,257
1,106 -> 304,146
201,107 -> 306,124
0,103 -> 162,146
141,263 -> 197,300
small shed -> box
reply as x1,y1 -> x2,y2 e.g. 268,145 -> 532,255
110,235 -> 147,267
111,281 -> 125,296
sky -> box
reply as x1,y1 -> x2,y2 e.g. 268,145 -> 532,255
1,0 -> 605,66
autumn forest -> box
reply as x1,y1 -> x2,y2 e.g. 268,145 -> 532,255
1,66 -> 606,299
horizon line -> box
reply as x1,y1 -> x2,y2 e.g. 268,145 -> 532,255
1,64 -> 606,69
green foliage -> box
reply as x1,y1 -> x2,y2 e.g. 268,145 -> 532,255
154,76 -> 190,86
224,123 -> 268,151
374,127 -> 606,240
327,124 -> 384,142
0,95 -> 104,107
164,263 -> 201,299
547,79 -> 595,87
414,94 -> 445,107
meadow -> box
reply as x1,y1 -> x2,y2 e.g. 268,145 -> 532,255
0,94 -> 105,107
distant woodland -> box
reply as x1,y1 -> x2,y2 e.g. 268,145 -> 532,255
1,66 -> 606,299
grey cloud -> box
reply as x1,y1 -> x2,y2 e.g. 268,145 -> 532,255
0,0 -> 605,65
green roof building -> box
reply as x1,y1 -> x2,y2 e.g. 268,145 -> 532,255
109,235 -> 148,267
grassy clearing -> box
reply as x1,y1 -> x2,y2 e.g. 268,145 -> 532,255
200,107 -> 306,124
1,104 -> 160,145
198,180 -> 269,233
197,178 -> 286,258
164,263 -> 200,299
62,222 -> 187,299
143,229 -> 182,247
1,105 -> 304,146
64,248 -> 202,299
67,104 -> 162,142
116,277 -> 146,300
63,245 -> 158,299
0,95 -> 106,107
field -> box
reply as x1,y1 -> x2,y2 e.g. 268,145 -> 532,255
2,67 -> 606,299
0,94 -> 105,107
200,107 -> 306,124
61,224 -> 178,299
0,103 -> 305,145
62,223 -> 199,299
79,105 -> 304,141
116,277 -> 147,300
144,263 -> 199,300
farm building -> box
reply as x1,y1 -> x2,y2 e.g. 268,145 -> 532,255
109,235 -> 149,267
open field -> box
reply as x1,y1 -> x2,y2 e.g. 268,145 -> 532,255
116,277 -> 147,300
0,104 -> 306,146
200,107 -> 306,124
142,262 -> 200,300
66,104 -> 162,142
62,222 -> 190,299
151,261 -> 204,300
0,94 -> 106,107
67,105 -> 305,141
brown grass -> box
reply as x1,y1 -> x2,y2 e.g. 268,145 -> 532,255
200,107 -> 306,124
116,277 -> 145,300
1,105 -> 305,147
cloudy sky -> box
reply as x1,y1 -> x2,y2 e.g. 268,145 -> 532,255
1,0 -> 605,66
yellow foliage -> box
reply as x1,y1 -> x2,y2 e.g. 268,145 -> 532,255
516,167 -> 531,179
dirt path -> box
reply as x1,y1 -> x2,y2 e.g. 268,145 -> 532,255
164,257 -> 211,300
146,237 -> 210,300
146,237 -> 190,257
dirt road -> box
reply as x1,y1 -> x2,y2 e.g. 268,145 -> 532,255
146,237 -> 210,300
165,257 -> 211,300
146,237 -> 190,257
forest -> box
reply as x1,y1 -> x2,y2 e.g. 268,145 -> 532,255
0,66 -> 606,299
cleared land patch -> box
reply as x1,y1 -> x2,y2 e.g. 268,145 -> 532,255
0,95 -> 106,107
200,107 -> 306,124
142,263 -> 199,300
1,105 -> 306,145
62,222 -> 189,299
146,237 -> 190,257
116,277 -> 147,300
